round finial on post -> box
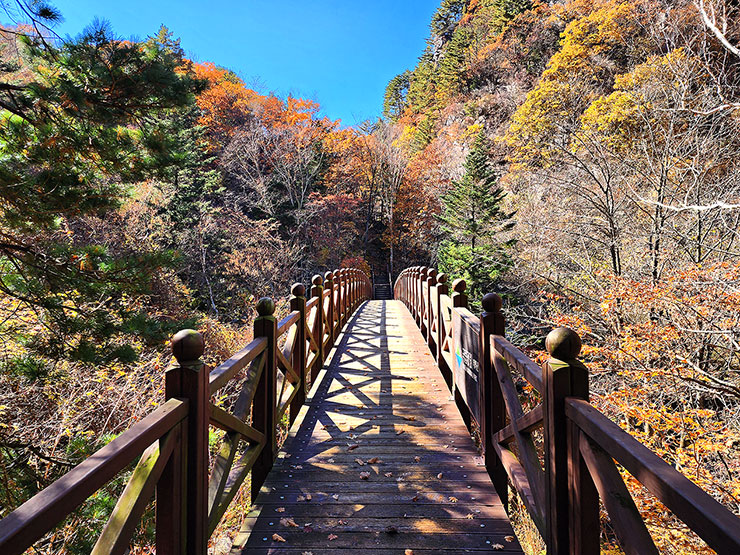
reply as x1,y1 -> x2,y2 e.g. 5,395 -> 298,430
437,273 -> 448,284
312,274 -> 323,286
452,278 -> 467,294
256,297 -> 275,317
482,293 -> 502,313
291,283 -> 306,297
546,327 -> 582,361
333,269 -> 341,279
171,329 -> 204,364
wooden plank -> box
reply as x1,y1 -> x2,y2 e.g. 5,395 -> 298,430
566,398 -> 740,553
0,399 -> 188,553
234,300 -> 521,554
492,336 -> 543,392
209,403 -> 265,444
91,426 -> 178,555
277,310 -> 300,336
209,337 -> 267,394
493,405 -> 543,444
578,433 -> 658,555
492,352 -> 545,513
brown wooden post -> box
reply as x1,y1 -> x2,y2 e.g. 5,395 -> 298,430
162,329 -> 208,554
411,267 -> 418,317
311,274 -> 324,380
409,268 -> 414,309
451,278 -> 468,309
324,272 -> 335,349
333,269 -> 342,336
426,269 -> 437,347
289,284 -> 307,424
418,267 -> 428,329
340,269 -> 347,323
251,297 -> 277,500
435,273 -> 448,365
543,327 -> 596,555
479,293 -> 508,513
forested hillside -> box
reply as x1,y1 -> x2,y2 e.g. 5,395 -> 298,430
0,0 -> 738,553
377,0 -> 740,552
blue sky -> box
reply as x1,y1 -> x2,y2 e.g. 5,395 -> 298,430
43,1 -> 440,126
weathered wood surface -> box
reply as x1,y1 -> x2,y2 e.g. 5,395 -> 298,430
233,300 -> 522,553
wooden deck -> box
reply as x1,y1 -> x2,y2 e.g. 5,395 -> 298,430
233,300 -> 522,554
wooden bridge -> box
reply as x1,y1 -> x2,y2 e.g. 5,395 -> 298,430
1,266 -> 739,554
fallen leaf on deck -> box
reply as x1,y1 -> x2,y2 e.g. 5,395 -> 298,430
332,494 -> 339,500
328,534 -> 338,541
355,458 -> 365,466
297,496 -> 305,502
368,457 -> 381,464
448,496 -> 458,503
402,416 -> 416,421
411,494 -> 419,502
505,535 -> 515,542
276,507 -> 285,513
280,517 -> 299,527
465,513 -> 475,519
384,472 -> 393,477
338,519 -> 348,525
437,473 -> 443,479
405,550 -> 414,555
272,533 -> 286,542
492,543 -> 504,550
360,471 -> 370,480
305,493 -> 312,501
347,444 -> 359,451
414,456 -> 421,462
396,430 -> 405,435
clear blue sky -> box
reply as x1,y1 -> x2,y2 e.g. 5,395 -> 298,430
45,1 -> 439,126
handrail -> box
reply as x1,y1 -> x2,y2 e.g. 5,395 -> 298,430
394,265 -> 740,555
0,266 -> 373,555
0,399 -> 188,553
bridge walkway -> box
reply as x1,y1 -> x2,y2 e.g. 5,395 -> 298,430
232,300 -> 522,553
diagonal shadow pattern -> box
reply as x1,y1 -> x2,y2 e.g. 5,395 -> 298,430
233,300 -> 522,553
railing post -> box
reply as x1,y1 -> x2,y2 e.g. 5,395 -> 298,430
418,267 -> 428,328
289,284 -> 307,424
479,293 -> 508,513
435,273 -> 448,365
452,278 -> 468,309
161,329 -> 208,554
426,269 -> 437,347
311,274 -> 324,379
333,269 -> 342,337
543,327 -> 597,555
251,297 -> 277,500
324,271 -> 335,347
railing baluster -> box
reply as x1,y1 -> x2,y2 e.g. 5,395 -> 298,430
251,297 -> 277,500
311,274 -> 324,381
543,327 -> 596,555
164,330 -> 208,554
289,284 -> 306,424
480,293 -> 508,514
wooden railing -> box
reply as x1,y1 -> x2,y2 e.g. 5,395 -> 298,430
394,266 -> 740,555
0,267 -> 372,555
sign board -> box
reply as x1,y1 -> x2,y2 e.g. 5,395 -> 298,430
452,307 -> 481,423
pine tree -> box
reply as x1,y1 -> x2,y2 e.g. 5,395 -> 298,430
0,21 -> 204,363
437,130 -> 515,302
383,70 -> 411,121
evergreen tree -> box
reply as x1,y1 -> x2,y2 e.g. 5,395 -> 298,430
0,20 -> 204,363
437,130 -> 515,302
383,70 -> 411,121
